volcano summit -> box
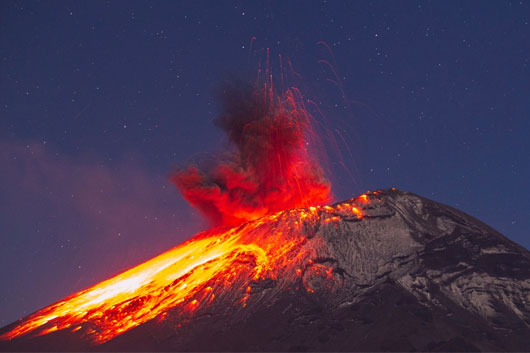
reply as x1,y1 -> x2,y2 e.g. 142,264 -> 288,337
1,189 -> 529,352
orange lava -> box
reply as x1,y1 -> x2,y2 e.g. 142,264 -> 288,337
0,198 -> 369,345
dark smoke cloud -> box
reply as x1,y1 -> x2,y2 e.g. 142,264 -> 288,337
171,81 -> 332,226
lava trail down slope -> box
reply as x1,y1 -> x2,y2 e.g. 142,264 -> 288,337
1,189 -> 529,351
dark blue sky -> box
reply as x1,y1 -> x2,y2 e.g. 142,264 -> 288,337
1,1 -> 529,326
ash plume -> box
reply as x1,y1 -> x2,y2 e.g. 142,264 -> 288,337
171,81 -> 332,226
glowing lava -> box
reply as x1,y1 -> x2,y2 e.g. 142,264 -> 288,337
0,196 -> 369,344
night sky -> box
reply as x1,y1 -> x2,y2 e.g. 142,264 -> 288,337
1,1 -> 529,326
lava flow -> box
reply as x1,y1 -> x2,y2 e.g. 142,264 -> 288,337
0,196 -> 368,344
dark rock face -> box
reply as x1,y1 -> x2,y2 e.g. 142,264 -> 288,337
2,189 -> 530,351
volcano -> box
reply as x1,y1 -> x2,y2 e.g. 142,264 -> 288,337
1,189 -> 529,352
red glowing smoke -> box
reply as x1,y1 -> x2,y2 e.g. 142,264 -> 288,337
172,81 -> 332,226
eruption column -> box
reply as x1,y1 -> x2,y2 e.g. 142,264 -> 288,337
172,82 -> 332,226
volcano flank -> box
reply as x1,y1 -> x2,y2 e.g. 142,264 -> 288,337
1,189 -> 529,352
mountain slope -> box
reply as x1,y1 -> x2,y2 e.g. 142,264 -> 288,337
2,189 -> 529,351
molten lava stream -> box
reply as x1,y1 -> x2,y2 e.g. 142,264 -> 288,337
0,210 -> 311,344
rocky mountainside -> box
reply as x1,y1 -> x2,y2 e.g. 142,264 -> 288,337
1,189 -> 529,351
